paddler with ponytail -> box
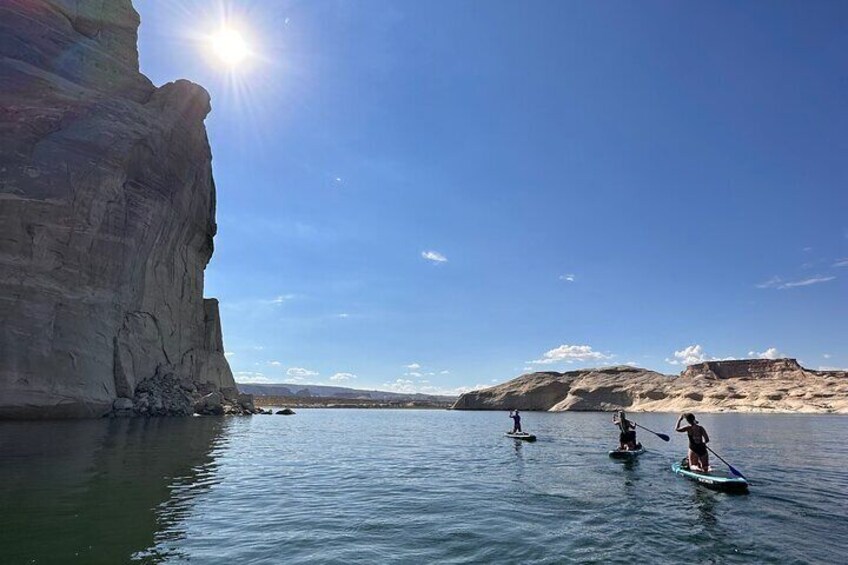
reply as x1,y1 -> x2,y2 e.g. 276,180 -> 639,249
676,413 -> 710,472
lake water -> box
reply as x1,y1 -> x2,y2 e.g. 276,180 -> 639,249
1,410 -> 846,564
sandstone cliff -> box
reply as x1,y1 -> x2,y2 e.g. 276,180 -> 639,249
0,0 -> 251,418
452,360 -> 847,413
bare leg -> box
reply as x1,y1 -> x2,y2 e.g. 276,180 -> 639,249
688,449 -> 700,470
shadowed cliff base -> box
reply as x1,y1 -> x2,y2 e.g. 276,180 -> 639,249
0,0 -> 249,418
452,359 -> 848,413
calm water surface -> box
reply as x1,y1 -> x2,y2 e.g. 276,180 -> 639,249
1,411 -> 846,564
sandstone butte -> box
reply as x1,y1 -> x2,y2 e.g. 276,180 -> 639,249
452,359 -> 848,414
0,0 -> 254,418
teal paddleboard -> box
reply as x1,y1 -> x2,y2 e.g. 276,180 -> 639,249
609,447 -> 645,459
505,432 -> 536,442
672,461 -> 748,492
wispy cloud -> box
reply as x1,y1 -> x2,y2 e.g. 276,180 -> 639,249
421,250 -> 448,263
271,294 -> 297,305
287,367 -> 319,378
382,378 -> 486,396
748,347 -> 783,360
405,363 -> 421,370
756,275 -> 835,289
833,258 -> 848,268
268,361 -> 282,366
337,313 -> 350,318
234,371 -> 271,384
558,273 -> 576,282
529,344 -> 611,365
330,372 -> 356,382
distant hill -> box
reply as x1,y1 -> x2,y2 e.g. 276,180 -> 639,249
452,359 -> 848,413
237,382 -> 457,402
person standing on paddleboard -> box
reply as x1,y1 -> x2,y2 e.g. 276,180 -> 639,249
509,409 -> 522,433
676,413 -> 710,471
612,411 -> 638,450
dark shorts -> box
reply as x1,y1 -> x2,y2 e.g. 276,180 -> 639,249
620,431 -> 636,443
689,442 -> 708,457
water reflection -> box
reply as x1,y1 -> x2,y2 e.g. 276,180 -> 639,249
0,417 -> 230,564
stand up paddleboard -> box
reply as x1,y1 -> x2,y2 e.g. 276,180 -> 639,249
672,459 -> 748,493
505,432 -> 536,442
608,446 -> 645,459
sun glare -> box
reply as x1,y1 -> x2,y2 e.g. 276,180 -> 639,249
211,28 -> 250,66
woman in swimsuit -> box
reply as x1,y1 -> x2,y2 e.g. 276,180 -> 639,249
612,411 -> 638,450
676,413 -> 710,471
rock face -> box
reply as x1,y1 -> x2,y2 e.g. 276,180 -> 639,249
0,0 -> 252,418
452,360 -> 848,413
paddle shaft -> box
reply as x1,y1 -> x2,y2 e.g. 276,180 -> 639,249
706,445 -> 747,480
633,422 -> 670,442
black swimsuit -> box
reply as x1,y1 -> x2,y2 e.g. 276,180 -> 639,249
688,428 -> 708,456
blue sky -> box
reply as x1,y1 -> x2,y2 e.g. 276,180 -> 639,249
136,1 -> 847,394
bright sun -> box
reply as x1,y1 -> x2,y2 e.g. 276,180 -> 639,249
211,29 -> 249,66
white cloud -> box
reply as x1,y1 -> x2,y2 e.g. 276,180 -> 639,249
405,363 -> 421,370
559,273 -> 576,282
757,275 -> 836,289
405,371 -> 423,378
780,276 -> 835,288
224,352 -> 235,358
287,367 -> 319,378
823,353 -> 832,359
756,276 -> 782,289
833,258 -> 848,268
666,344 -> 735,366
269,360 -> 282,366
440,370 -> 450,375
234,371 -> 272,384
337,313 -> 350,318
421,250 -> 448,263
382,378 -> 487,396
818,366 -> 847,372
530,344 -> 611,365
748,347 -> 783,360
330,372 -> 356,382
271,294 -> 296,305
667,344 -> 708,366
625,361 -> 638,367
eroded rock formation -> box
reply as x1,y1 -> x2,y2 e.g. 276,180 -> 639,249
0,0 -> 252,417
453,360 -> 847,413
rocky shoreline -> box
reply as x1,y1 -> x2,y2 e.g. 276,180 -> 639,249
452,359 -> 848,414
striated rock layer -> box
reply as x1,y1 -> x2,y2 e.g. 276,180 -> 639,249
453,360 -> 848,414
0,0 -> 252,418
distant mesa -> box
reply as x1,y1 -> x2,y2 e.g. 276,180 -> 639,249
452,359 -> 847,413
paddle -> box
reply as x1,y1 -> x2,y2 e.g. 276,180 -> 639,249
706,445 -> 748,480
633,422 -> 670,442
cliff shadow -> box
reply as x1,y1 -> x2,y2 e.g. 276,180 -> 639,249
0,417 -> 232,564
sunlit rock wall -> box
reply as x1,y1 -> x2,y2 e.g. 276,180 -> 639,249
0,0 -> 241,418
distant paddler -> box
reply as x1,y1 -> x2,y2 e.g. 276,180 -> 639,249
509,409 -> 522,433
676,413 -> 710,472
612,410 -> 639,451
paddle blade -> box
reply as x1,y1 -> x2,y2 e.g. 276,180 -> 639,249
656,433 -> 671,442
728,465 -> 748,480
